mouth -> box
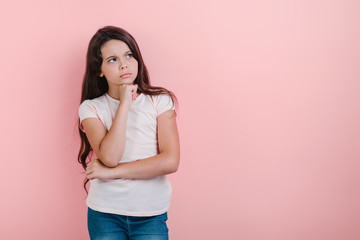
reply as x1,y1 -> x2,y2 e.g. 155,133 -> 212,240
120,73 -> 131,78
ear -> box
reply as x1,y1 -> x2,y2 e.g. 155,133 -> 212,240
99,72 -> 104,77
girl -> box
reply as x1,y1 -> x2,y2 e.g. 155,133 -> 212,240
77,26 -> 180,240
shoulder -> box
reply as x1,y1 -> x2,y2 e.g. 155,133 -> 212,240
79,94 -> 107,109
152,93 -> 174,104
78,94 -> 108,119
84,94 -> 107,104
149,93 -> 175,117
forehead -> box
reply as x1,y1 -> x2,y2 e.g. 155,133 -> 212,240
100,39 -> 131,56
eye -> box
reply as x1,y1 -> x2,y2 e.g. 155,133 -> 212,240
108,58 -> 116,63
126,53 -> 133,59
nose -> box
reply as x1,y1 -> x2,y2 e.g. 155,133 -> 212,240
119,59 -> 128,69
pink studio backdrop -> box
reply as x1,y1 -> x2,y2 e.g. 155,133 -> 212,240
0,0 -> 359,239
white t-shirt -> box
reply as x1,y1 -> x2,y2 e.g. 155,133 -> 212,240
78,92 -> 175,216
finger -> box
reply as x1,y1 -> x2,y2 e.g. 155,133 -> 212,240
85,167 -> 92,175
90,158 -> 99,164
132,85 -> 138,100
128,84 -> 137,91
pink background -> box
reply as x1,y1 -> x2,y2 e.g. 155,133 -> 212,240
1,0 -> 359,239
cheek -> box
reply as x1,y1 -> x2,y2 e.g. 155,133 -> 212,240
133,62 -> 139,72
130,58 -> 138,67
102,65 -> 115,76
100,64 -> 107,74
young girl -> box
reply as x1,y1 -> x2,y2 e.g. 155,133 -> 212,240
77,26 -> 180,240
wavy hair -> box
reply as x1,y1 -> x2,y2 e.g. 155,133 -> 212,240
78,26 -> 177,194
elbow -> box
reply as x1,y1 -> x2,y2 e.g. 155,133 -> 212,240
98,154 -> 120,168
165,156 -> 180,174
105,161 -> 119,168
98,142 -> 123,168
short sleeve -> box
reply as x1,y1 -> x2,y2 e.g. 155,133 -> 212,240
156,94 -> 175,117
78,100 -> 100,132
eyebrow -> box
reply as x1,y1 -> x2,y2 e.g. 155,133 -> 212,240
105,55 -> 116,60
105,51 -> 132,60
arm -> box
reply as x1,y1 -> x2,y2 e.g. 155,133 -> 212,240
110,109 -> 180,179
85,109 -> 180,180
81,84 -> 137,168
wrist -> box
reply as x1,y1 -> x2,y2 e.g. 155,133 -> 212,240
110,164 -> 121,179
118,102 -> 131,110
117,104 -> 131,115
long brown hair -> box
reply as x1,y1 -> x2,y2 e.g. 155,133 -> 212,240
78,26 -> 177,194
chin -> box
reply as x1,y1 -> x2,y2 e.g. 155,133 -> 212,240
119,80 -> 135,85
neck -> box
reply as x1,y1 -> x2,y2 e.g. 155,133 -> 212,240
107,86 -> 139,100
107,88 -> 120,100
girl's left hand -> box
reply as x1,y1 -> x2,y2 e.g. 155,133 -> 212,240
85,159 -> 114,180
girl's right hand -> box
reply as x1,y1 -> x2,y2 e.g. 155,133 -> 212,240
118,84 -> 138,107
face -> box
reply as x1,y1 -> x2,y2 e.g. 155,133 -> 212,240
99,39 -> 138,88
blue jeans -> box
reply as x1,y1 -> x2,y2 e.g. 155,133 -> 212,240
87,207 -> 169,240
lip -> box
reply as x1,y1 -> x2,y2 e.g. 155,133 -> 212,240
120,73 -> 131,78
